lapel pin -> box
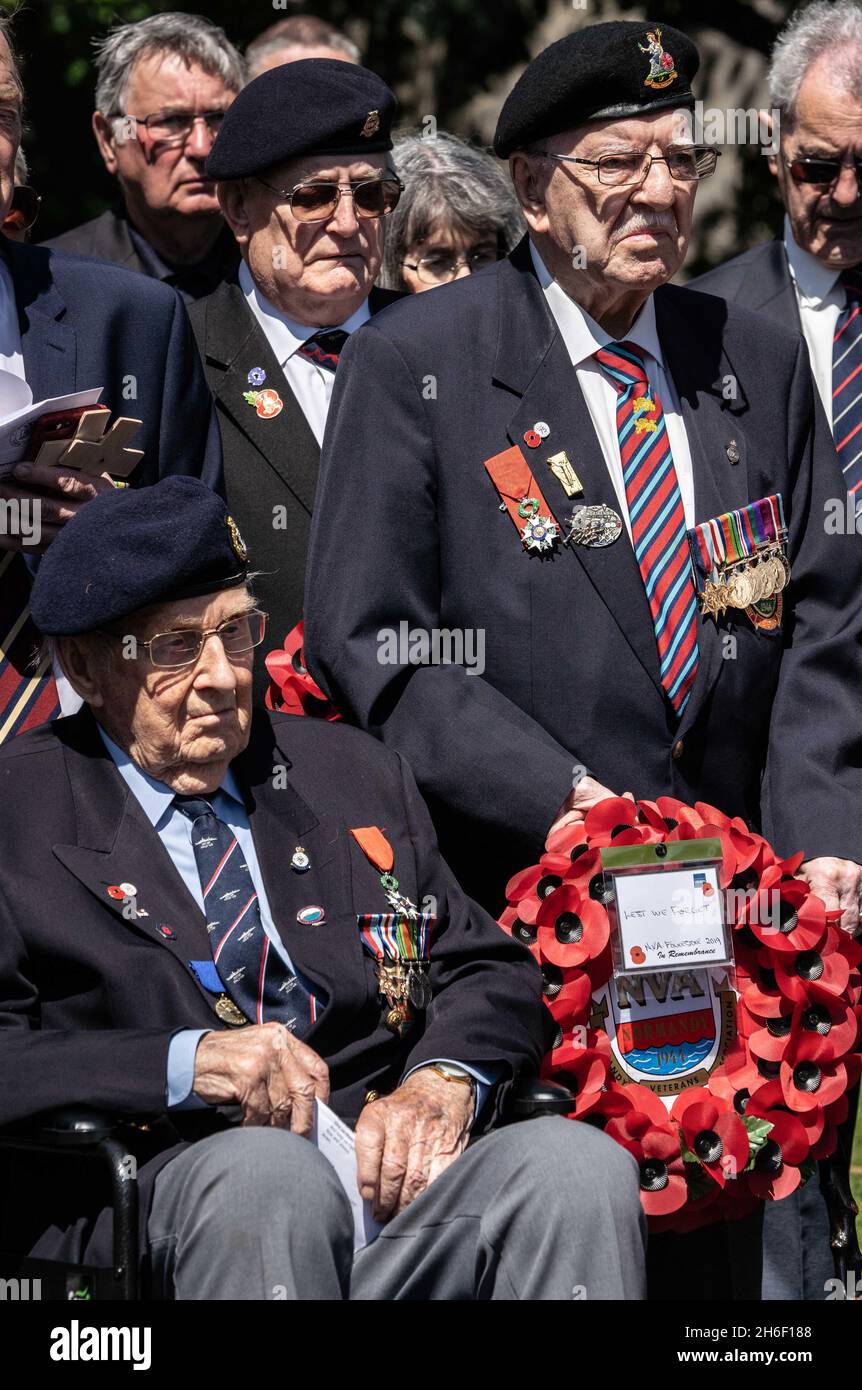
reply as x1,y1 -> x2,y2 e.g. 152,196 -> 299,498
291,846 -> 311,873
247,367 -> 266,386
297,905 -> 325,926
157,924 -> 176,939
107,885 -> 125,900
546,451 -> 583,498
533,420 -> 550,439
119,881 -> 137,897
523,429 -> 541,449
726,440 -> 740,464
243,386 -> 283,419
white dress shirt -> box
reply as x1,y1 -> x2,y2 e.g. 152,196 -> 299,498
529,243 -> 696,540
783,215 -> 847,430
240,260 -> 370,447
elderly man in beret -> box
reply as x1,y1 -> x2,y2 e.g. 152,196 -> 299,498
0,476 -> 644,1300
188,60 -> 404,701
305,20 -> 862,1298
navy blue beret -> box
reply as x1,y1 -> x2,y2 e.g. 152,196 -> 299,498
31,478 -> 250,636
494,21 -> 699,158
206,58 -> 396,180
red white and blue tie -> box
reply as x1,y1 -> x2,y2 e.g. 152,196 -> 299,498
595,341 -> 699,716
176,797 -> 314,1033
832,269 -> 862,507
0,552 -> 60,743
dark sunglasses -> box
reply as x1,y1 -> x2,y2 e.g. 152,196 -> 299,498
785,155 -> 862,188
256,175 -> 403,223
3,184 -> 41,234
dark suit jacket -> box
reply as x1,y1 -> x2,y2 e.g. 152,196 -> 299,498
305,236 -> 862,910
688,238 -> 802,334
42,205 -> 240,302
1,235 -> 222,491
0,706 -> 545,1270
188,282 -> 403,701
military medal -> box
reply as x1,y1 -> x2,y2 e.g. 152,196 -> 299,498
291,846 -> 310,873
564,503 -> 622,548
351,826 -> 435,1032
518,497 -> 559,552
688,495 -> 789,632
483,444 -> 562,559
546,451 -> 583,498
215,994 -> 249,1027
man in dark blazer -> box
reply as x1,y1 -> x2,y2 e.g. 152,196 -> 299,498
189,59 -> 403,703
0,476 -> 644,1301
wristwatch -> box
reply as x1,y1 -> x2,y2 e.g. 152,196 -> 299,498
426,1062 -> 477,1117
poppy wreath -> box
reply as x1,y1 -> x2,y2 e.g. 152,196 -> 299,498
265,620 -> 342,721
498,795 -> 862,1232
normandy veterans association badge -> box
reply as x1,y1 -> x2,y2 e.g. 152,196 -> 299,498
639,26 -> 678,89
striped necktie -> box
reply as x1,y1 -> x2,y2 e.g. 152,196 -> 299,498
594,341 -> 699,716
832,268 -> 862,507
296,328 -> 349,374
175,796 -> 315,1033
0,552 -> 60,743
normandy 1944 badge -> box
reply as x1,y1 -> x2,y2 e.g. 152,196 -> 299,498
564,502 -> 623,548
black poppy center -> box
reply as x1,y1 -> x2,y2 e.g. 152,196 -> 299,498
777,901 -> 799,936
542,963 -> 563,998
694,1129 -> 723,1164
555,912 -> 584,945
589,874 -> 614,906
733,1088 -> 750,1116
537,874 -> 562,900
792,1060 -> 821,1093
757,1058 -> 780,1079
795,950 -> 824,981
570,843 -> 590,864
640,1159 -> 669,1193
551,1022 -> 564,1050
610,823 -> 632,839
755,1139 -> 783,1175
512,918 -> 537,946
664,818 -> 679,831
802,1005 -> 831,1036
766,1013 -> 792,1038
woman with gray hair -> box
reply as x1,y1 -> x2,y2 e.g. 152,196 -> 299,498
380,130 -> 524,293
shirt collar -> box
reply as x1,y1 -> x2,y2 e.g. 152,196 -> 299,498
97,724 -> 244,829
239,259 -> 370,367
529,240 -> 664,370
783,214 -> 844,307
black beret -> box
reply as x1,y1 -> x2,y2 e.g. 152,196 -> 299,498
206,58 -> 396,180
31,477 -> 250,636
494,21 -> 700,158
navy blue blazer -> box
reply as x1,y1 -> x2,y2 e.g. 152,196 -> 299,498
305,236 -> 862,909
0,707 -> 545,1269
1,236 -> 222,491
689,238 -> 803,336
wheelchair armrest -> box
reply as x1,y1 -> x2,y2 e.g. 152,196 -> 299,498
508,1076 -> 574,1121
0,1106 -> 123,1151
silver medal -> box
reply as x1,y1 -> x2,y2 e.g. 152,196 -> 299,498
564,503 -> 623,548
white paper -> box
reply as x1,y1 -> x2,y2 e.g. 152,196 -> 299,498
310,1099 -> 382,1253
614,863 -> 728,972
0,386 -> 103,472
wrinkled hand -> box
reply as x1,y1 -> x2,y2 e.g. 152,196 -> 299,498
799,857 -> 862,937
354,1069 -> 473,1222
192,1022 -> 329,1131
0,461 -> 115,554
549,775 -> 633,839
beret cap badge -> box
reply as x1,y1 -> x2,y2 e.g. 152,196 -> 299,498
361,109 -> 380,138
639,26 -> 678,89
226,514 -> 248,563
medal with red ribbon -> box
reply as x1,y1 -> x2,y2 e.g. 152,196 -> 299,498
350,827 -> 434,1033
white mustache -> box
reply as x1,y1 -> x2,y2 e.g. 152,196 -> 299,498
613,211 -> 678,243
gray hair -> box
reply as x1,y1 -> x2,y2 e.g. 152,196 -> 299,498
0,14 -> 24,104
769,0 -> 862,123
379,130 -> 525,290
246,16 -> 360,78
93,11 -> 246,117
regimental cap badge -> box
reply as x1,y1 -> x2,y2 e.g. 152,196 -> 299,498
361,109 -> 380,138
226,514 -> 248,562
639,25 -> 678,90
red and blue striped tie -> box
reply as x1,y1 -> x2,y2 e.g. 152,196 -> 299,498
832,269 -> 862,507
595,341 -> 699,716
0,552 -> 60,743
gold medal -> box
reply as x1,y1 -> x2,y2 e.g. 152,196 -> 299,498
215,994 -> 249,1027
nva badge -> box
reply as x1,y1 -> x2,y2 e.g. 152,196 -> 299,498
590,967 -> 736,1096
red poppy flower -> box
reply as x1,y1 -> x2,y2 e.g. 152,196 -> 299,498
537,889 -> 610,968
779,1030 -> 848,1114
709,1039 -> 762,1108
605,1111 -> 688,1215
583,796 -> 638,841
744,870 -> 826,955
746,1081 -> 810,1199
264,620 -> 341,720
546,975 -> 593,1036
672,1089 -> 750,1187
543,1035 -> 610,1117
544,820 -> 590,859
773,927 -> 850,1003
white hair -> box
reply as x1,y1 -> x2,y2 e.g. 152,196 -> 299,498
769,0 -> 862,122
93,11 -> 246,117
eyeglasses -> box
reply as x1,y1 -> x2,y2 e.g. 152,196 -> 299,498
255,175 -> 403,223
536,145 -> 720,187
124,109 -> 228,146
784,154 -> 862,189
2,184 -> 40,234
403,246 -> 502,285
102,610 -> 267,670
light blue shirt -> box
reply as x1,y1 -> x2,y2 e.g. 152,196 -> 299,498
100,731 -> 499,1119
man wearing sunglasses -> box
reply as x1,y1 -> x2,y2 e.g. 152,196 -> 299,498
693,3 -> 862,474
44,13 -> 243,302
188,59 -> 404,702
305,19 -> 862,1299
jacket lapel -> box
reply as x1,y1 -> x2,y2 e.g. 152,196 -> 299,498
51,711 -> 218,1011
738,239 -> 802,332
4,240 -> 78,401
202,283 -> 320,514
